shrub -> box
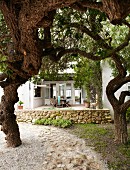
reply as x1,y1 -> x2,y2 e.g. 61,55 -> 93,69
34,118 -> 73,128
34,119 -> 47,125
52,119 -> 72,128
44,118 -> 52,125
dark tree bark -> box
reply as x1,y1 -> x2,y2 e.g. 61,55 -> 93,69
106,55 -> 130,144
0,0 -> 130,147
0,1 -> 44,147
73,14 -> 130,144
0,76 -> 28,147
0,0 -> 79,147
114,109 -> 128,144
96,89 -> 103,109
106,84 -> 129,144
102,0 -> 130,24
77,0 -> 130,24
0,85 -> 21,147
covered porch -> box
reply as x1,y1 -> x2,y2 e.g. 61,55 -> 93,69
16,80 -> 86,110
42,80 -> 86,106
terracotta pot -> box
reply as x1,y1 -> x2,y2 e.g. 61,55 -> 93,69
18,105 -> 23,109
84,102 -> 90,108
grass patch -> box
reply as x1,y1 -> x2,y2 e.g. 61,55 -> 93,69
34,118 -> 73,128
68,123 -> 130,170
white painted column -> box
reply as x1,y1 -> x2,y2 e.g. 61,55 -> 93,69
64,83 -> 66,98
25,81 -> 30,109
42,86 -> 45,105
31,83 -> 34,109
71,83 -> 75,105
56,83 -> 59,98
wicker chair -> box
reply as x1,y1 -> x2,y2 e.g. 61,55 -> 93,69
50,98 -> 57,107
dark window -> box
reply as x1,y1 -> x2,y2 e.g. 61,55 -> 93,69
34,87 -> 41,97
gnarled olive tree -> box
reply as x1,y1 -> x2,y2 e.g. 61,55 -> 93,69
0,0 -> 130,147
39,5 -> 130,144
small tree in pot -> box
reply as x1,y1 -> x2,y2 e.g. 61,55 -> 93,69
18,101 -> 24,109
83,99 -> 90,108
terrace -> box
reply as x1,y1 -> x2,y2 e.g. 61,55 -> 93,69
16,104 -> 112,124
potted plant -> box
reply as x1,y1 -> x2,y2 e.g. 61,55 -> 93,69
18,100 -> 24,109
83,99 -> 90,108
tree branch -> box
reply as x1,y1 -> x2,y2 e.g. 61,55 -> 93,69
119,91 -> 130,105
106,74 -> 130,110
70,2 -> 87,12
69,22 -> 111,49
43,27 -> 53,49
112,54 -> 127,77
110,30 -> 130,55
42,19 -> 130,73
78,0 -> 130,24
120,99 -> 130,112
7,63 -> 31,79
0,73 -> 7,81
50,48 -> 109,61
0,61 -> 30,80
18,0 -> 79,29
0,1 -> 20,43
123,20 -> 130,28
78,1 -> 103,12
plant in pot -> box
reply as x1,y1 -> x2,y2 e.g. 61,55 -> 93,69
83,99 -> 90,108
18,100 -> 24,109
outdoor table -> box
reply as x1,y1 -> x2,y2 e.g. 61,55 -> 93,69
60,99 -> 67,107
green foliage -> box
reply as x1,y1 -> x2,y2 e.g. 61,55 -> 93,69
34,118 -> 73,128
36,55 -> 76,82
70,124 -> 130,170
101,16 -> 130,76
74,58 -> 102,88
0,12 -> 14,76
52,8 -> 106,49
83,99 -> 90,103
43,118 -> 52,125
51,119 -> 72,128
18,101 -> 24,105
37,7 -> 107,81
126,107 -> 130,123
73,124 -> 108,139
73,57 -> 102,106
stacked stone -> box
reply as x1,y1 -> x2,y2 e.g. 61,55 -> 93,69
16,109 -> 112,124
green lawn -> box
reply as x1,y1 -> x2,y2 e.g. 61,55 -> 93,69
67,123 -> 130,170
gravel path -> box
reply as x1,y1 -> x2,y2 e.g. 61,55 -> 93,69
0,123 -> 108,170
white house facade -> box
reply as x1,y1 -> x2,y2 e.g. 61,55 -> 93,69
0,61 -> 129,117
13,80 -> 86,110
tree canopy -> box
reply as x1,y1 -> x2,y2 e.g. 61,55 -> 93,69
0,0 -> 130,147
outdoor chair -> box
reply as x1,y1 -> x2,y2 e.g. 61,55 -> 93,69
65,100 -> 71,107
91,102 -> 97,109
50,98 -> 57,107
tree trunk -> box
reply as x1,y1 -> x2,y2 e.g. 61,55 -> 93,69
114,109 -> 128,144
96,89 -> 103,109
0,84 -> 21,147
102,0 -> 130,24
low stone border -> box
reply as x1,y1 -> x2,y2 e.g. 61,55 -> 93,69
15,109 -> 112,124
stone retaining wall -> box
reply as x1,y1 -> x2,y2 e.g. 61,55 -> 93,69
15,109 -> 112,124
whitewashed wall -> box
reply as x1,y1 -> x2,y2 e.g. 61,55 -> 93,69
14,82 -> 45,109
15,81 -> 30,110
33,85 -> 44,108
101,61 -> 113,114
101,61 -> 128,118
